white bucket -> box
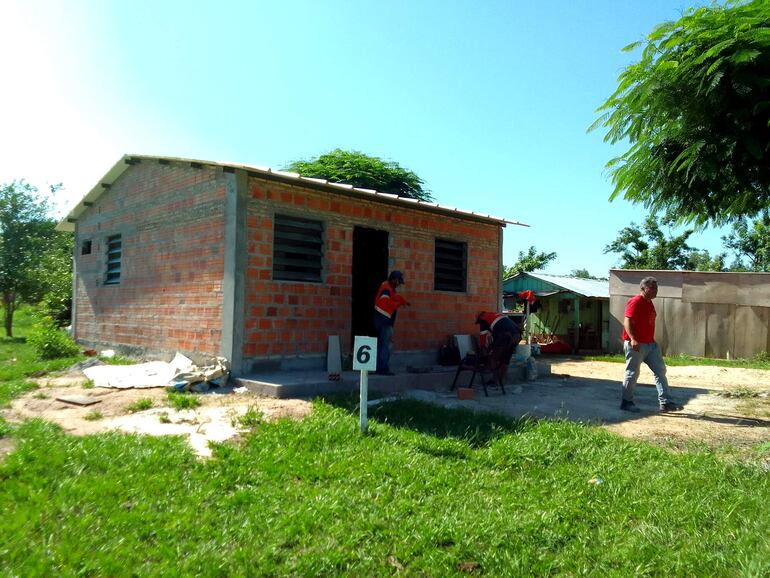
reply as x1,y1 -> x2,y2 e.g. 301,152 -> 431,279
515,344 -> 531,359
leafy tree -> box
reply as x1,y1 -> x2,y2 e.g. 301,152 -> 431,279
570,268 -> 608,281
686,249 -> 728,272
283,148 -> 432,201
721,213 -> 770,270
35,228 -> 74,326
0,181 -> 66,336
604,214 -> 698,270
593,1 -> 770,226
503,246 -> 557,278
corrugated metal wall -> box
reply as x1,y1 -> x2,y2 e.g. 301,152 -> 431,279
609,270 -> 770,358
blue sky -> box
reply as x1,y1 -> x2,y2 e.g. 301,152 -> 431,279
1,0 -> 727,276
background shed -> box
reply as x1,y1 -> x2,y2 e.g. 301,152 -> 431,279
609,269 -> 770,359
503,272 -> 609,353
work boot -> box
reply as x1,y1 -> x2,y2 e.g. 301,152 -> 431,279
620,400 -> 641,413
659,401 -> 684,412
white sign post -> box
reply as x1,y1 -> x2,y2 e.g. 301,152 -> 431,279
352,336 -> 377,433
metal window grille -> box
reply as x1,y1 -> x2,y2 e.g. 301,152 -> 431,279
272,215 -> 323,282
434,238 -> 467,292
105,234 -> 122,285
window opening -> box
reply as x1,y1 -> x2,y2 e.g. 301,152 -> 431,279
272,215 -> 323,282
434,238 -> 467,292
105,234 -> 122,285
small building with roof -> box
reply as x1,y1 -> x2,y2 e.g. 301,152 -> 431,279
502,272 -> 609,353
58,154 -> 525,375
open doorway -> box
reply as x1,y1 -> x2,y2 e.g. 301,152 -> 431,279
351,227 -> 389,344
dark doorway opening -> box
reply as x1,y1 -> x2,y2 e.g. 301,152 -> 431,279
351,227 -> 389,345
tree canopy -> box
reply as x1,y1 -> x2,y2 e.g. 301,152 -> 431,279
503,246 -> 557,278
722,212 -> 770,270
570,268 -> 608,281
604,214 -> 726,271
283,149 -> 432,202
593,0 -> 770,226
0,181 -> 70,336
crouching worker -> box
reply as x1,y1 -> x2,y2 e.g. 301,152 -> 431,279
475,311 -> 521,385
373,270 -> 411,375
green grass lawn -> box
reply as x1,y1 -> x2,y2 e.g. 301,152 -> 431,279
1,401 -> 769,576
584,352 -> 770,369
2,312 -> 770,576
0,308 -> 82,407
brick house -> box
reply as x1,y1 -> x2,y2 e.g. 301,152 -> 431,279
57,154 -> 524,374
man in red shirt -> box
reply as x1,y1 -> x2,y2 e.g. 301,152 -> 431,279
373,270 -> 410,375
621,276 -> 683,413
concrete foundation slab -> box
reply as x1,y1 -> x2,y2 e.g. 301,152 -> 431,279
233,360 -> 551,399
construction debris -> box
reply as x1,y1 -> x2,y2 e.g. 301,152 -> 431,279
56,395 -> 102,406
82,353 -> 230,390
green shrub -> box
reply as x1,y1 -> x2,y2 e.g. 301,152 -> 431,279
752,351 -> 770,364
27,318 -> 80,360
40,286 -> 72,328
236,406 -> 264,429
127,399 -> 153,413
167,392 -> 201,410
84,411 -> 103,421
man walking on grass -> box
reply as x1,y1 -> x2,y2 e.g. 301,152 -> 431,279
620,276 -> 683,413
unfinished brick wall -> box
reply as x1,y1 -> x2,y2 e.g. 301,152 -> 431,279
74,161 -> 226,357
243,176 -> 501,363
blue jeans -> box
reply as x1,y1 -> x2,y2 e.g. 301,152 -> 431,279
622,341 -> 672,404
374,317 -> 393,373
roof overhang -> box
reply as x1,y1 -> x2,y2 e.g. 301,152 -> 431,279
57,154 -> 529,232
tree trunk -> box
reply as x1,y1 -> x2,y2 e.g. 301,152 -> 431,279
3,292 -> 14,338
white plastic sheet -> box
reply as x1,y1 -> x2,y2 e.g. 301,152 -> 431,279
83,353 -> 194,389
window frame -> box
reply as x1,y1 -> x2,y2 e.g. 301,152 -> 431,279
434,237 -> 467,293
104,234 -> 122,285
272,214 -> 324,283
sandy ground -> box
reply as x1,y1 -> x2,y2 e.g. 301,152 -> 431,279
2,358 -> 769,460
547,358 -> 770,448
435,357 -> 770,452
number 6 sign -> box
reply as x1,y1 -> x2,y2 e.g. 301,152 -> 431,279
353,336 -> 377,371
353,336 -> 377,434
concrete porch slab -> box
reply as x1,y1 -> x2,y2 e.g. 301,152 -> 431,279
233,360 -> 551,399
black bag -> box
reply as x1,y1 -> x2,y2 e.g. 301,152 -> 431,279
439,340 -> 461,366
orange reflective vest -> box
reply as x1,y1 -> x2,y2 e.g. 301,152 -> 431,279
374,281 -> 407,322
477,312 -> 510,349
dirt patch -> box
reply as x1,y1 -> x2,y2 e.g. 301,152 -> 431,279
541,358 -> 770,450
404,358 -> 770,456
3,360 -> 770,459
0,437 -> 17,463
1,374 -> 312,458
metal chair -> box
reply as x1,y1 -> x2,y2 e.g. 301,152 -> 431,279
450,349 -> 510,396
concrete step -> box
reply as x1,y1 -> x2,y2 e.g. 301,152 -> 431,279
233,360 -> 550,399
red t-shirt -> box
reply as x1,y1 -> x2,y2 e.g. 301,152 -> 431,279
622,294 -> 656,343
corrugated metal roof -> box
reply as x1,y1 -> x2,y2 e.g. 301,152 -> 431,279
57,154 -> 529,231
508,272 -> 609,298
